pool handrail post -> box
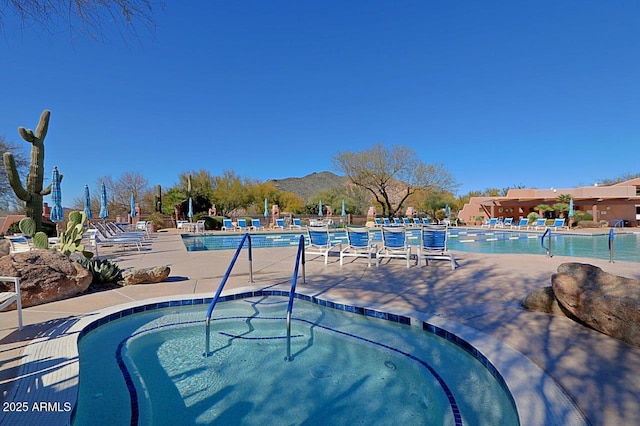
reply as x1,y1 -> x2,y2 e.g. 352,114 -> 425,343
204,232 -> 253,357
285,235 -> 306,362
609,228 -> 615,263
541,228 -> 552,257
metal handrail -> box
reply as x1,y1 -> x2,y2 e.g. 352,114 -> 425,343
204,233 -> 253,357
541,228 -> 552,257
285,235 -> 306,362
613,219 -> 624,228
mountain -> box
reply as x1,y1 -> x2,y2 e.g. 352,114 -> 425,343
269,171 -> 348,201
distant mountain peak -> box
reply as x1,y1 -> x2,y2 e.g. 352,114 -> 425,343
269,171 -> 347,201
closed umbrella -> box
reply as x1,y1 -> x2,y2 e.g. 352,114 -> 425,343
188,197 -> 194,221
264,198 -> 269,217
568,198 -> 574,218
50,167 -> 64,223
445,204 -> 451,218
83,185 -> 92,220
99,182 -> 109,219
341,199 -> 346,216
130,193 -> 137,219
318,200 -> 323,217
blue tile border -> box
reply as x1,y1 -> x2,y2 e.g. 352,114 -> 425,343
76,290 -> 520,426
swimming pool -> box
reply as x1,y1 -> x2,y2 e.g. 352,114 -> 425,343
73,292 -> 520,425
182,229 -> 640,263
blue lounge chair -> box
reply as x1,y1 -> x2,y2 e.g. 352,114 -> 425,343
413,217 -> 422,226
417,225 -> 456,270
237,219 -> 249,231
305,226 -> 339,265
532,218 -> 548,230
383,217 -> 392,226
221,218 -> 236,231
290,218 -> 303,229
495,217 -> 513,228
481,218 -> 498,228
374,217 -> 383,227
393,217 -> 402,225
551,218 -> 567,230
421,218 -> 431,225
250,218 -> 264,231
402,217 -> 412,226
376,226 -> 411,268
513,218 -> 529,229
340,227 -> 377,267
274,218 -> 286,229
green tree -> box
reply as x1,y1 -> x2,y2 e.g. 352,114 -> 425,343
333,144 -> 457,217
211,170 -> 254,217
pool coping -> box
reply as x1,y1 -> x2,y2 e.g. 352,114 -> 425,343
1,284 -> 587,426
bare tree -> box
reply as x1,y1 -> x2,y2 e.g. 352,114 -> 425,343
333,144 -> 458,217
97,172 -> 149,219
1,0 -> 159,39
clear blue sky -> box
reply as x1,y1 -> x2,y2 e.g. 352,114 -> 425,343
2,1 -> 639,206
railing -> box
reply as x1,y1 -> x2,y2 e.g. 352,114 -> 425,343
613,219 -> 624,229
204,233 -> 254,357
541,228 -> 552,257
285,235 -> 306,361
609,228 -> 615,263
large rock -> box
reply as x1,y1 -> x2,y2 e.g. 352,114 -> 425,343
522,286 -> 579,320
552,262 -> 640,346
122,265 -> 170,285
0,250 -> 92,308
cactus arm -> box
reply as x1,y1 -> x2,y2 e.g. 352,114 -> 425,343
3,152 -> 30,201
18,128 -> 35,142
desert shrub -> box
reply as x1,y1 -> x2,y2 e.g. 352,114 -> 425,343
572,211 -> 593,224
576,220 -> 599,228
193,213 -> 218,230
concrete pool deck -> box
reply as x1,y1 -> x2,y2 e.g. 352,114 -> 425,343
1,230 -> 640,425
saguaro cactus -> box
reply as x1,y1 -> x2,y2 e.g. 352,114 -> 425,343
3,110 -> 52,232
155,184 -> 162,212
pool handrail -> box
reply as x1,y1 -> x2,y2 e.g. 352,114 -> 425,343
541,228 -> 552,257
285,235 -> 306,361
204,232 -> 254,357
609,228 -> 615,263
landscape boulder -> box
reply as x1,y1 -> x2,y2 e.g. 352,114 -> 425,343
122,265 -> 170,285
524,262 -> 640,347
0,250 -> 92,308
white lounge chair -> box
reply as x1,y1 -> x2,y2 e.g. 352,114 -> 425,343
6,235 -> 35,254
376,226 -> 411,268
0,276 -> 23,330
340,227 -> 376,267
417,225 -> 456,270
305,226 -> 339,265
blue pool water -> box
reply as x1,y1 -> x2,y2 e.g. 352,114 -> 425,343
73,293 -> 519,425
182,229 -> 640,263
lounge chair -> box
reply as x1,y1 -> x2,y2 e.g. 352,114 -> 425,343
513,218 -> 529,229
417,225 -> 456,270
412,217 -> 422,226
531,218 -> 548,230
376,226 -> 411,268
495,217 -> 513,228
250,218 -> 264,231
236,219 -> 250,231
402,217 -> 412,226
374,218 -> 383,227
383,217 -> 392,226
6,235 -> 35,254
290,218 -> 303,229
221,218 -> 236,231
274,218 -> 286,229
305,226 -> 339,265
88,228 -> 143,253
551,218 -> 567,230
340,227 -> 377,267
481,218 -> 498,228
421,218 -> 431,225
0,276 -> 23,330
195,219 -> 206,233
393,217 -> 402,225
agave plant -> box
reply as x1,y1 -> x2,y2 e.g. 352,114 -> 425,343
78,258 -> 122,284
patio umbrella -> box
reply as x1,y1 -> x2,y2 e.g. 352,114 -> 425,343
130,193 -> 137,219
341,199 -> 346,216
83,185 -> 92,220
445,204 -> 451,217
188,197 -> 194,221
50,166 -> 64,223
318,200 -> 323,217
568,198 -> 574,218
264,198 -> 269,217
99,182 -> 109,219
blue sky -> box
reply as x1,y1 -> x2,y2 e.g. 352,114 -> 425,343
2,1 -> 639,206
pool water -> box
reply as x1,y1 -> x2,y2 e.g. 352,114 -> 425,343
73,295 -> 519,425
182,229 -> 640,263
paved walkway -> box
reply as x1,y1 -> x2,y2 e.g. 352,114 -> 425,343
1,230 -> 640,425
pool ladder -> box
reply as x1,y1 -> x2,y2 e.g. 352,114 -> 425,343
541,228 -> 552,257
204,233 -> 306,360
